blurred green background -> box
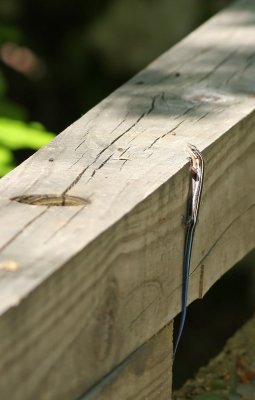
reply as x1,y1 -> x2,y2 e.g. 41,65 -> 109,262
0,0 -> 232,174
1,0 -> 254,392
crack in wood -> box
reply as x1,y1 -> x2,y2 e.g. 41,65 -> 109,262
145,103 -> 197,151
196,48 -> 238,84
74,118 -> 97,151
199,265 -> 205,299
146,116 -> 187,151
196,112 -> 210,122
89,154 -> 113,180
0,209 -> 48,254
63,97 -> 159,193
62,166 -> 90,195
44,207 -> 86,244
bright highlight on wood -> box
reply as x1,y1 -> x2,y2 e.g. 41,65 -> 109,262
0,260 -> 18,272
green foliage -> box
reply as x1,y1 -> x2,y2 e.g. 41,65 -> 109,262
0,64 -> 54,176
0,70 -> 7,96
194,394 -> 224,400
0,146 -> 14,176
0,118 -> 54,149
0,118 -> 54,176
0,23 -> 24,45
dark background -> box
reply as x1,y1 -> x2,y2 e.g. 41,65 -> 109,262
1,0 -> 254,391
173,250 -> 255,389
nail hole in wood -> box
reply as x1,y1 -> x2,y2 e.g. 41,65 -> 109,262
12,195 -> 89,206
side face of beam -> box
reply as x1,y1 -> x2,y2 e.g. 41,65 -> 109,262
0,1 -> 254,399
81,323 -> 173,400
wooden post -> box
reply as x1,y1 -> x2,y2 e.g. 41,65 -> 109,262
0,1 -> 254,398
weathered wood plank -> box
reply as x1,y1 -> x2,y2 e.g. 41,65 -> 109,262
0,1 -> 254,399
80,323 -> 173,400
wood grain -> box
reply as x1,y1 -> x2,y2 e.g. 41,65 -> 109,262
0,1 -> 254,399
80,323 -> 173,400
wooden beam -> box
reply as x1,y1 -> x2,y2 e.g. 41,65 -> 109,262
80,323 -> 173,400
0,1 -> 254,398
